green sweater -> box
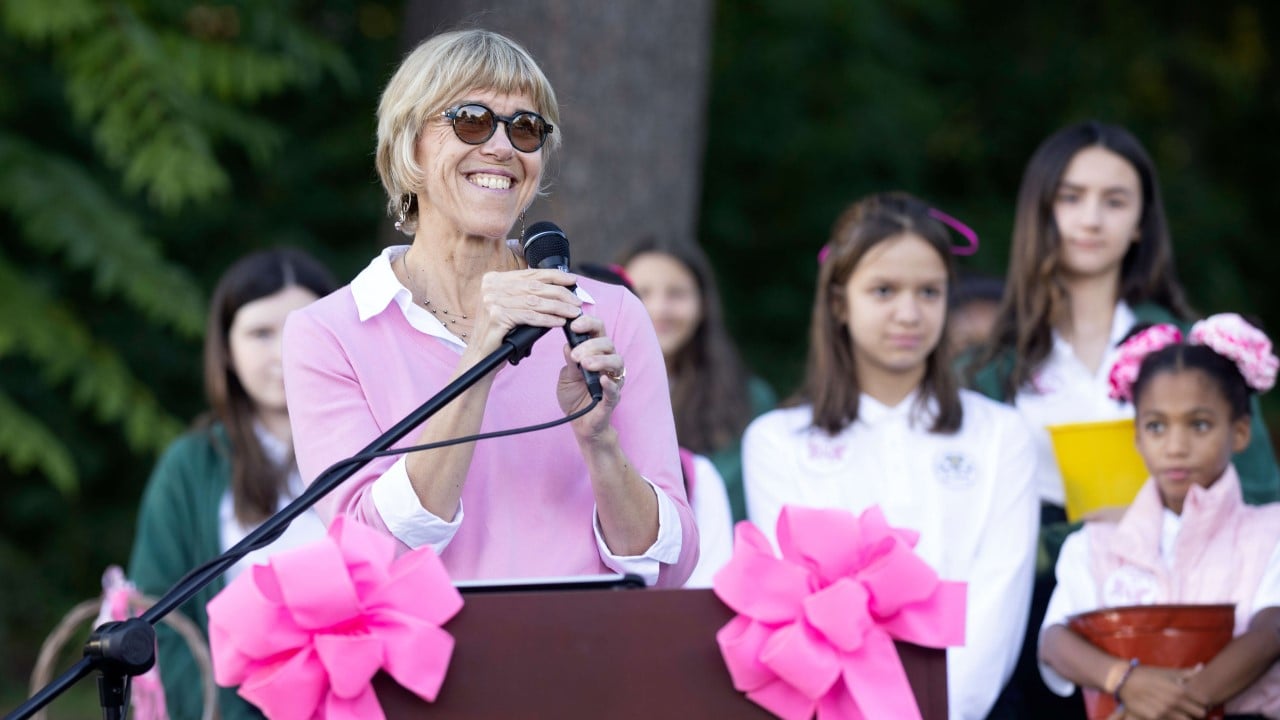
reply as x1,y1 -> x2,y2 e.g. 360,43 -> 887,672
713,375 -> 778,523
128,424 -> 265,720
966,302 -> 1280,570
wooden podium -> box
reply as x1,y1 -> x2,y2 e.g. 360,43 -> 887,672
375,587 -> 947,719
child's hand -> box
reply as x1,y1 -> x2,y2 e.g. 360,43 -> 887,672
1082,504 -> 1129,523
1116,665 -> 1209,719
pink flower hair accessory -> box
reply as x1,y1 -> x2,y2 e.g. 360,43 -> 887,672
207,516 -> 463,720
1189,313 -> 1279,393
712,505 -> 966,720
1107,324 -> 1184,402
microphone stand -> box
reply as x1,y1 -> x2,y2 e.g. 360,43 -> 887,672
8,325 -> 551,720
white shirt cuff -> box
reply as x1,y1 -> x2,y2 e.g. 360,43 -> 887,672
593,476 -> 682,586
371,456 -> 463,553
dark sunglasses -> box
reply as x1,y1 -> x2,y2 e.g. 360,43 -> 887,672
442,103 -> 554,153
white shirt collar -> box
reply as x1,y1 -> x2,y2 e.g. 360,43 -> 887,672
1110,300 -> 1138,346
1047,300 -> 1137,379
250,421 -> 304,498
351,246 -> 596,348
857,389 -> 933,429
252,421 -> 290,465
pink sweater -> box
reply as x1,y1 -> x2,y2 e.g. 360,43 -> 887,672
282,274 -> 697,587
1087,467 -> 1280,714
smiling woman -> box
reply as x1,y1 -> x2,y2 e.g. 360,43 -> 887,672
281,28 -> 698,588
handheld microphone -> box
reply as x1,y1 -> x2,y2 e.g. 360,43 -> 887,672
522,221 -> 603,402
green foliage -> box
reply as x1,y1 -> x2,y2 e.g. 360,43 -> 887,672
702,0 -> 1280,404
0,391 -> 77,495
0,0 -> 364,489
0,0 -> 400,693
0,133 -> 205,336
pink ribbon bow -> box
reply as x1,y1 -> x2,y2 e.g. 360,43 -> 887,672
713,505 -> 966,720
207,516 -> 463,720
1107,323 -> 1184,402
1190,312 -> 1279,393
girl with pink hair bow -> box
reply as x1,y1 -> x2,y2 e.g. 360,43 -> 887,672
1040,313 -> 1280,718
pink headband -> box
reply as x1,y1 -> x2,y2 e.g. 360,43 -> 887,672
928,208 -> 980,256
1107,313 -> 1279,402
816,206 -> 980,264
606,263 -> 635,289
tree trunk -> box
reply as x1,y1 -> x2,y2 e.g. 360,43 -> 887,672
398,0 -> 714,262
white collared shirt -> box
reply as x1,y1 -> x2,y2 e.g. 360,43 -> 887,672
219,424 -> 327,580
743,390 -> 1040,720
683,453 -> 733,589
1011,301 -> 1137,505
347,246 -> 679,584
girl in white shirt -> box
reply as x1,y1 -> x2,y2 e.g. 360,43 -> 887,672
743,192 -> 1039,720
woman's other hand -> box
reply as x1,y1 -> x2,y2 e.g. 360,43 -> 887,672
556,312 -> 624,436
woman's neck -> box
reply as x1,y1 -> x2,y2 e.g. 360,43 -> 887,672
857,363 -> 925,408
403,229 -> 517,313
256,408 -> 292,447
1058,272 -> 1120,373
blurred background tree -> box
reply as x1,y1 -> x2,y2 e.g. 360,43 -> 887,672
703,0 -> 1280,405
0,0 -> 401,703
6,0 -> 1280,707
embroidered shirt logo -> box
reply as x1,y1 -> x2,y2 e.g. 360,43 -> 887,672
1102,565 -> 1159,606
933,451 -> 976,489
806,436 -> 847,463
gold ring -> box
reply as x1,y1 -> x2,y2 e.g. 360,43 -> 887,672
606,367 -> 627,382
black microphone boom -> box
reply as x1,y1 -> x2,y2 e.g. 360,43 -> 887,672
522,221 -> 604,402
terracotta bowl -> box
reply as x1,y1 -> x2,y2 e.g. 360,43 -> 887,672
1067,603 -> 1235,719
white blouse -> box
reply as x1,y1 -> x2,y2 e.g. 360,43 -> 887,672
684,453 -> 734,589
1011,301 -> 1137,505
743,390 -> 1040,720
219,424 -> 327,581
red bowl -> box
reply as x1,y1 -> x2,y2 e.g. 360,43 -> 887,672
1067,603 -> 1235,719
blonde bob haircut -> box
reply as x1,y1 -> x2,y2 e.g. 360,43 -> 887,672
375,29 -> 560,233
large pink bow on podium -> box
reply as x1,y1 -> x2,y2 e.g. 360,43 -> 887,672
713,505 -> 966,720
207,516 -> 463,720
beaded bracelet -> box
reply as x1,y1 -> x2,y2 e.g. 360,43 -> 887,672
1113,658 -> 1140,703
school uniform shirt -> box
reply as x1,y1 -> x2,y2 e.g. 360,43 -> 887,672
1040,467 -> 1280,715
1009,302 -> 1136,506
283,246 -> 695,587
743,390 -> 1040,720
218,423 -> 327,581
130,424 -> 307,720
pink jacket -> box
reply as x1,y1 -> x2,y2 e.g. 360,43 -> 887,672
1087,466 -> 1280,714
282,276 -> 697,587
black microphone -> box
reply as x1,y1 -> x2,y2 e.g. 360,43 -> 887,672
522,221 -> 603,402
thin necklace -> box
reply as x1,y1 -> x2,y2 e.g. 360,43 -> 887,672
401,252 -> 470,339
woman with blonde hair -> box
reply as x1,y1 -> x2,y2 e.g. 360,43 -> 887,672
283,29 -> 698,586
